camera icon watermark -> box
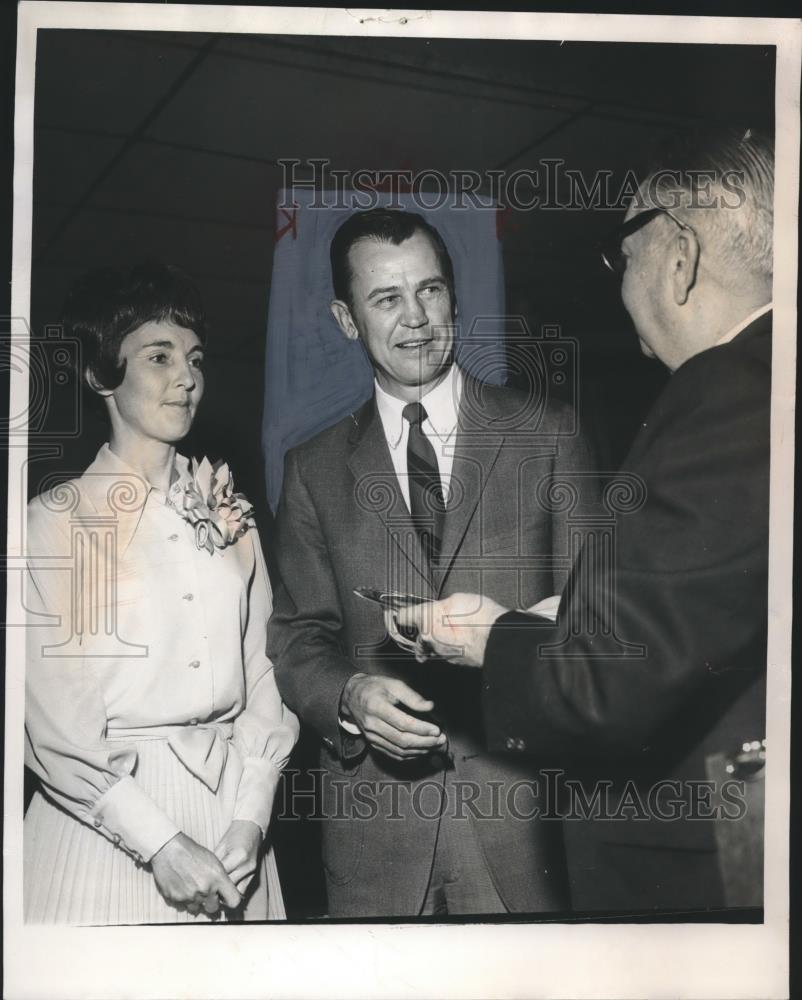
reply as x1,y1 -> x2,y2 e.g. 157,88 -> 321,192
457,318 -> 579,439
1,318 -> 83,442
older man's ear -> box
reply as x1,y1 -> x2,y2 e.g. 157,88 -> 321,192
671,229 -> 700,306
330,300 -> 359,341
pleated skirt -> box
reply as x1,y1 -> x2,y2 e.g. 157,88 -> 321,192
24,738 -> 286,925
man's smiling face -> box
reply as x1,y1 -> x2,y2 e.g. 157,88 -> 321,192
335,231 -> 455,400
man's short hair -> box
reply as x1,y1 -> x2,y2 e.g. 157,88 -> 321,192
638,127 -> 774,286
63,260 -> 207,390
330,208 -> 456,313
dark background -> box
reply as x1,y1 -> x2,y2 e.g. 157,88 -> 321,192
22,27 -> 776,919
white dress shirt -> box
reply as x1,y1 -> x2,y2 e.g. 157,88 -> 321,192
374,363 -> 463,511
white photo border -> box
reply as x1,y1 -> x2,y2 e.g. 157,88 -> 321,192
5,4 -> 799,998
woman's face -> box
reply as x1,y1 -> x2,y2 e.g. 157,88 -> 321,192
103,319 -> 205,444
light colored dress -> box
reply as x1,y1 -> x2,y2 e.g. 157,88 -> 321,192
23,444 -> 299,924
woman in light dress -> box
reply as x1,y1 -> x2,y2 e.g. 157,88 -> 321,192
24,261 -> 299,923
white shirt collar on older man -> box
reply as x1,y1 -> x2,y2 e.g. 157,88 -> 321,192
714,301 -> 772,348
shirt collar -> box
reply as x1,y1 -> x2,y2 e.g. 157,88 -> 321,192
375,365 -> 463,450
89,443 -> 192,489
714,302 -> 773,347
79,444 -> 192,552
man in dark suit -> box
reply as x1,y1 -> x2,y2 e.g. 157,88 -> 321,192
396,129 -> 774,912
267,209 -> 596,917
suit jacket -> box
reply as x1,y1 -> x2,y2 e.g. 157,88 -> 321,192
267,372 -> 596,916
482,314 -> 771,911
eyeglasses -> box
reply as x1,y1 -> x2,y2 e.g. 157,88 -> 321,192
599,207 -> 695,276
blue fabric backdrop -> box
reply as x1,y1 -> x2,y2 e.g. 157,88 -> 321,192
263,191 -> 506,511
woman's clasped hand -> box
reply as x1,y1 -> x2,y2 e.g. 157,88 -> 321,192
151,820 -> 262,916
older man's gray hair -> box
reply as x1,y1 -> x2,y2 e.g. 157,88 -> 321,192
639,128 -> 774,288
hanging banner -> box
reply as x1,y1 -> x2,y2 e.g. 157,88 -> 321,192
263,190 -> 506,511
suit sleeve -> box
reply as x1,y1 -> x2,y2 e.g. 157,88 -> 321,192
547,400 -> 601,594
266,448 -> 365,760
482,349 -> 770,759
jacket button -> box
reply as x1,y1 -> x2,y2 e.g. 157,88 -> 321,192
516,738 -> 526,751
190,718 -> 199,726
112,834 -> 121,845
183,593 -> 194,602
505,737 -> 516,750
188,660 -> 200,669
93,818 -> 102,829
168,533 -> 179,541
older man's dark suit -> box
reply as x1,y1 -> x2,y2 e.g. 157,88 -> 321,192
267,374 -> 595,916
482,314 -> 771,911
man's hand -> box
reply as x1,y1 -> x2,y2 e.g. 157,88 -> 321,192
340,674 -> 448,762
394,593 -> 509,668
214,820 -> 263,895
151,831 -> 242,916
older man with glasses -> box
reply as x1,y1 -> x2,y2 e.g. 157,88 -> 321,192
394,128 -> 774,913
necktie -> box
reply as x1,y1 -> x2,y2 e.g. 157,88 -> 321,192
403,402 -> 445,562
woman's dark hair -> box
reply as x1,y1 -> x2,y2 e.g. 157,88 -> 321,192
330,208 -> 457,316
63,260 -> 208,390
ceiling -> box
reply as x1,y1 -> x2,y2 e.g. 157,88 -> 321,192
27,28 -> 776,502
31,30 -> 775,319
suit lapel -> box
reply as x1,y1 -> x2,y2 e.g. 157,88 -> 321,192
346,398 -> 435,593
434,379 -> 504,596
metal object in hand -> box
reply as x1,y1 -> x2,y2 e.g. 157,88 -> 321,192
353,587 -> 432,611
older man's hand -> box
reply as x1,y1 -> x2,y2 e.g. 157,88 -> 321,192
393,593 -> 509,668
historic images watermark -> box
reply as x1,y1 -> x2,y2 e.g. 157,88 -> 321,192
275,768 -> 752,823
3,318 -> 83,443
12,317 -> 649,660
278,158 -> 750,213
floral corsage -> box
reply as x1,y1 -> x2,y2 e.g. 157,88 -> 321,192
170,457 -> 256,554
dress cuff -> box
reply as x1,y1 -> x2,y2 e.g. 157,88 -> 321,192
524,594 -> 561,620
233,757 -> 281,837
318,676 -> 366,761
90,775 -> 181,863
338,715 -> 362,736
